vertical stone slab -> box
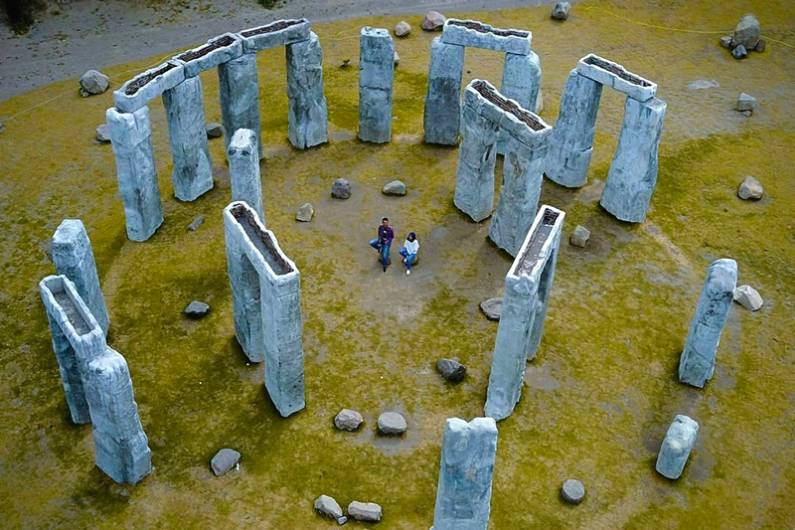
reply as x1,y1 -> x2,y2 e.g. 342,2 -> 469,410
497,51 -> 541,154
52,219 -> 109,337
423,38 -> 465,145
85,347 -> 152,484
678,259 -> 737,388
545,70 -> 602,188
600,96 -> 667,222
227,128 -> 264,222
218,53 -> 264,159
286,32 -> 329,149
106,106 -> 164,242
656,415 -> 699,480
162,75 -> 214,201
432,417 -> 498,530
358,27 -> 394,144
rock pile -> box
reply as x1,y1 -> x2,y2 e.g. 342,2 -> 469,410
720,14 -> 764,59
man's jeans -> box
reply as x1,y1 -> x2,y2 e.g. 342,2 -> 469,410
370,238 -> 391,265
399,247 -> 417,270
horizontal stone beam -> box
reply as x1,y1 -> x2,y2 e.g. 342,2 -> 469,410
174,33 -> 243,78
575,53 -> 656,102
238,18 -> 311,53
113,60 -> 185,113
442,18 -> 531,55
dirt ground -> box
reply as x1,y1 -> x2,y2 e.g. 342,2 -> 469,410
0,1 -> 794,529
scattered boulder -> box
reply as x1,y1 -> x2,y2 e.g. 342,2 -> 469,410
348,501 -> 383,522
737,176 -> 763,200
96,124 -> 111,143
733,284 -> 764,311
331,178 -> 352,199
687,79 -> 719,90
296,202 -> 315,222
394,21 -> 411,38
732,14 -> 761,50
210,448 -> 240,476
337,516 -> 348,525
377,412 -> 407,435
570,225 -> 590,248
334,409 -> 364,431
314,494 -> 344,519
731,44 -> 748,59
479,298 -> 502,321
735,92 -> 757,114
382,179 -> 406,196
551,2 -> 571,21
206,122 -> 223,139
394,50 -> 400,67
719,35 -> 733,49
184,300 -> 210,319
422,11 -> 446,31
79,69 -> 110,96
187,215 -> 205,231
436,358 -> 466,382
560,479 -> 586,504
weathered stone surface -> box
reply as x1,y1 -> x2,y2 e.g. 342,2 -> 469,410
206,122 -> 223,138
359,27 -> 394,144
497,51 -> 541,154
348,501 -> 382,522
733,14 -> 761,50
187,215 -> 205,231
394,21 -> 411,37
737,175 -> 763,200
735,92 -> 757,113
334,408 -> 364,431
382,180 -> 406,196
656,415 -> 699,480
561,479 -> 585,504
296,202 -> 315,222
423,37 -> 464,145
183,300 -> 210,318
162,75 -> 214,201
79,69 -> 109,96
96,124 -> 111,143
227,128 -> 264,221
114,60 -> 185,113
238,18 -> 311,53
337,516 -> 348,525
422,11 -> 446,31
286,32 -> 329,150
719,35 -> 733,49
480,298 -> 502,320
733,284 -> 763,311
377,412 -> 407,434
210,448 -> 240,476
175,33 -> 243,78
106,106 -> 163,242
433,417 -> 498,529
314,494 -> 344,519
732,44 -> 748,59
679,259 -> 737,388
551,2 -> 571,21
442,19 -> 532,56
569,225 -> 590,247
331,178 -> 352,199
52,219 -> 110,336
219,53 -> 263,160
436,358 -> 466,382
576,54 -> 656,102
600,96 -> 667,223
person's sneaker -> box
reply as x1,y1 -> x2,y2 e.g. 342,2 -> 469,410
406,269 -> 411,275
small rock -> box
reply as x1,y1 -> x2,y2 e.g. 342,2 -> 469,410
394,21 -> 411,38
569,225 -> 590,248
314,494 -> 344,519
436,358 -> 466,382
187,215 -> 205,231
737,176 -> 763,200
393,50 -> 400,67
733,285 -> 764,311
334,409 -> 364,431
337,516 -> 348,525
206,122 -> 223,139
719,35 -> 733,49
687,79 -> 719,90
210,448 -> 240,476
551,2 -> 571,20
479,298 -> 502,321
731,44 -> 748,59
348,501 -> 383,522
735,92 -> 757,113
561,479 -> 586,504
296,202 -> 315,222
382,179 -> 406,196
732,14 -> 761,50
340,58 -> 351,69
535,88 -> 544,114
377,412 -> 407,435
184,300 -> 210,319
96,124 -> 111,143
755,39 -> 766,52
79,69 -> 110,96
331,178 -> 352,199
421,11 -> 446,31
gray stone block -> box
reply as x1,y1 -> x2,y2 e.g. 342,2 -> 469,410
441,19 -> 531,55
358,27 -> 394,143
348,501 -> 382,522
575,53 -> 656,102
423,37 -> 464,145
655,415 -> 699,480
286,32 -> 329,149
238,18 -> 311,53
227,128 -> 264,222
377,411 -> 407,434
113,61 -> 185,113
210,447 -> 240,476
218,53 -> 263,160
174,33 -> 243,78
497,51 -> 541,154
315,494 -> 344,519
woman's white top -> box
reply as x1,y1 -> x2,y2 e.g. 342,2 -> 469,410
404,239 -> 420,255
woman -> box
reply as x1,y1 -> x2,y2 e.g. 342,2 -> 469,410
399,232 -> 420,275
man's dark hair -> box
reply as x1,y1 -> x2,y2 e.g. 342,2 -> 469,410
382,217 -> 389,222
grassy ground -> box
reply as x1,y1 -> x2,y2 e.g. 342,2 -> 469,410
0,1 -> 793,528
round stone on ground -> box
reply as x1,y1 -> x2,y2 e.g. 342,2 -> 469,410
210,448 -> 240,476
382,179 -> 406,196
205,122 -> 223,139
314,494 -> 343,519
184,300 -> 210,319
394,21 -> 411,38
551,2 -> 571,20
331,178 -> 352,199
422,11 -> 446,31
436,358 -> 466,382
296,202 -> 315,222
735,92 -> 757,113
733,284 -> 764,311
737,176 -> 763,200
79,69 -> 109,96
479,297 -> 502,321
561,479 -> 586,504
570,225 -> 590,248
348,501 -> 383,522
96,124 -> 111,143
334,408 -> 364,431
377,411 -> 407,435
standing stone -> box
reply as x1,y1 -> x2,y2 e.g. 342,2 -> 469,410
737,175 -> 763,199
423,38 -> 465,145
210,448 -> 241,476
432,417 -> 498,530
286,32 -> 329,149
218,53 -> 263,160
655,415 -> 699,480
227,128 -> 264,222
359,27 -> 394,144
600,97 -> 667,223
162,76 -> 214,201
545,71 -> 603,188
52,219 -> 110,336
106,106 -> 164,242
497,51 -> 541,154
678,259 -> 737,388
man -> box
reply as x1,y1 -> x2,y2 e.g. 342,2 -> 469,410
369,217 -> 394,272
399,232 -> 419,275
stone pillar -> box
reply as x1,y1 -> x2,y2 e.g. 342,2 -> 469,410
162,75 -> 214,201
358,27 -> 394,143
486,206 -> 565,421
656,415 -> 699,480
497,51 -> 541,154
52,219 -> 109,336
678,259 -> 737,388
106,106 -> 164,242
85,346 -> 152,484
286,32 -> 329,149
218,53 -> 264,159
600,97 -> 667,222
545,70 -> 602,188
227,128 -> 264,222
423,38 -> 465,145
432,417 -> 498,530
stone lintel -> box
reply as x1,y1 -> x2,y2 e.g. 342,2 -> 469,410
113,60 -> 185,113
575,53 -> 656,101
174,33 -> 244,78
442,18 -> 532,55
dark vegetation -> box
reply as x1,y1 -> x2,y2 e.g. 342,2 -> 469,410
1,0 -> 47,34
